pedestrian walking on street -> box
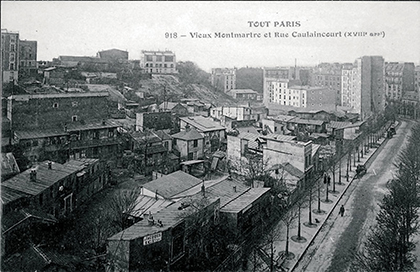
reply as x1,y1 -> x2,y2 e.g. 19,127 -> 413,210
339,205 -> 345,217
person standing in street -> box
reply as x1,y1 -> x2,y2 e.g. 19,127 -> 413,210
339,205 -> 345,217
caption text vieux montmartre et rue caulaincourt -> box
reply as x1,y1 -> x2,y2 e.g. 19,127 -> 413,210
165,21 -> 385,39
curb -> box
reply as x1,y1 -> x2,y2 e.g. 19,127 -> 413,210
289,127 -> 393,272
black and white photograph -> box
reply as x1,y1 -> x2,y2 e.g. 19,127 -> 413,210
1,1 -> 420,271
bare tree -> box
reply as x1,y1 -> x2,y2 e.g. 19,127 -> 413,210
107,188 -> 142,232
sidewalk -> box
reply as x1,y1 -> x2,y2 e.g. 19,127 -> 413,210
249,125 -> 394,272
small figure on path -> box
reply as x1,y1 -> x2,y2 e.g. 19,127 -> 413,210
339,205 -> 345,217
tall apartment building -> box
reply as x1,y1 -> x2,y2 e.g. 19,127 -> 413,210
415,66 -> 420,93
210,68 -> 236,92
19,40 -> 38,77
263,66 -> 304,106
1,29 -> 20,83
341,56 -> 385,120
384,62 -> 415,101
140,50 -> 177,74
311,63 -> 343,105
266,78 -> 336,110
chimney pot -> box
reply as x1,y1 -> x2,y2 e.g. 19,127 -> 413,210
30,169 -> 37,182
233,186 -> 237,192
48,161 -> 52,169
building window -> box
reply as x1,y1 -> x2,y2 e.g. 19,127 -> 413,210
53,103 -> 59,108
193,139 -> 198,147
72,115 -> 78,122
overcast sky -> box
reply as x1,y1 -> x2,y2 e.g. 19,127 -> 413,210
2,1 -> 419,71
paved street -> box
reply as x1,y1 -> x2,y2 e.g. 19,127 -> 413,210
244,120 -> 415,272
297,120 -> 414,272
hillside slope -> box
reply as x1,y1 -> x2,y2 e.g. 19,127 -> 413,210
137,73 -> 237,106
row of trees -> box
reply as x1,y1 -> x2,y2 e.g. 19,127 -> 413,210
354,122 -> 420,271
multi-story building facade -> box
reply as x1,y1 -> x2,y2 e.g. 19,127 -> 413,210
264,78 -> 336,111
1,29 -> 19,83
140,50 -> 177,74
385,62 -> 415,101
7,92 -> 121,163
210,68 -> 236,92
311,63 -> 343,105
415,66 -> 420,93
7,92 -> 111,131
18,40 -> 38,78
341,56 -> 385,120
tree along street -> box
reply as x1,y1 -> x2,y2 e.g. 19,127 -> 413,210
298,120 -> 414,272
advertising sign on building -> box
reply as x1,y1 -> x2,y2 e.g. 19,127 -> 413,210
143,232 -> 162,245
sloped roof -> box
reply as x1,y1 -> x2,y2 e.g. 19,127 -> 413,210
328,121 -> 353,129
228,89 -> 258,95
237,126 -> 260,135
9,92 -> 109,100
222,187 -> 270,213
143,171 -> 203,199
290,117 -> 325,126
179,116 -> 225,132
14,129 -> 68,140
2,159 -> 97,197
1,153 -> 20,177
108,196 -> 218,241
268,162 -> 304,179
205,178 -> 250,207
271,114 -> 297,122
261,134 -> 297,142
1,185 -> 30,205
66,119 -> 120,132
2,208 -> 57,234
154,130 -> 172,141
171,128 -> 203,141
128,195 -> 174,218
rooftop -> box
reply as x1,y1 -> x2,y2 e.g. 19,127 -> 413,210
2,159 -> 98,197
180,116 -> 225,132
328,121 -> 353,129
205,178 -> 250,207
228,89 -> 258,94
108,196 -> 218,241
171,128 -> 203,141
128,195 -> 174,218
143,170 -> 203,199
289,117 -> 325,126
222,187 -> 270,213
9,91 -> 109,100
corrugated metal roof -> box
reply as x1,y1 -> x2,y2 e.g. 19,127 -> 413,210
143,171 -> 203,199
222,188 -> 270,213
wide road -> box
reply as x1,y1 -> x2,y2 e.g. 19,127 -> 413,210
298,120 -> 414,272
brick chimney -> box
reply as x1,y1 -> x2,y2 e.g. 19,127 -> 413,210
30,169 -> 37,182
48,161 -> 52,169
233,186 -> 237,193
